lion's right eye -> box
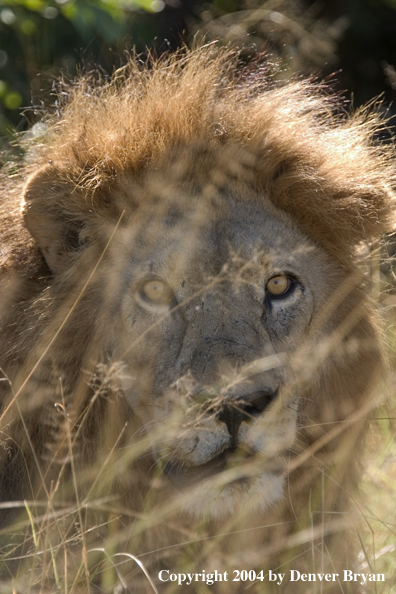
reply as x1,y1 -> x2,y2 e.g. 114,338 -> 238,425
265,274 -> 293,298
140,279 -> 174,306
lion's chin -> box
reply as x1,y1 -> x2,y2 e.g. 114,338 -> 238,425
164,448 -> 284,521
174,471 -> 284,521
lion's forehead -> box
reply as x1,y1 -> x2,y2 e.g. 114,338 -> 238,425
110,193 -> 333,297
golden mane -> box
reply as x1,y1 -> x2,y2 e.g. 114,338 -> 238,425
15,44 -> 395,265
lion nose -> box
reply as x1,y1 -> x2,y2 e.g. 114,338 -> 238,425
216,389 -> 278,445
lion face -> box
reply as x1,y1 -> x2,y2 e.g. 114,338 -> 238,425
98,184 -> 340,519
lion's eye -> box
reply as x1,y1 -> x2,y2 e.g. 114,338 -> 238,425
266,274 -> 292,297
142,280 -> 168,301
140,279 -> 175,306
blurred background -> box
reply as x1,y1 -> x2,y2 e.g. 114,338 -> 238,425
0,0 -> 396,145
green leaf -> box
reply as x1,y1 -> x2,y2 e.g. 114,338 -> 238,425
4,90 -> 22,109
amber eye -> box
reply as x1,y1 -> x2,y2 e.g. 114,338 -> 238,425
266,274 -> 292,297
141,280 -> 170,303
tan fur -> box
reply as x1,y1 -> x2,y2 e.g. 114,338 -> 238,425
0,46 -> 395,593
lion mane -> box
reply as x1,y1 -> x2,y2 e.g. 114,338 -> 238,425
0,46 -> 395,593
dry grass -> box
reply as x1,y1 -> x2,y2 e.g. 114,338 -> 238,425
0,257 -> 395,594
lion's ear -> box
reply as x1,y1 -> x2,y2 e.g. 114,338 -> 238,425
22,164 -> 87,275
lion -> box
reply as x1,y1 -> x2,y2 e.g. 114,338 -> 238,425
0,46 -> 395,593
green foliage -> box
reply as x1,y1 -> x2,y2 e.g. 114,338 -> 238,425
0,0 -> 168,140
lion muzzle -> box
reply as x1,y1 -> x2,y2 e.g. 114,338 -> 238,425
215,388 -> 279,446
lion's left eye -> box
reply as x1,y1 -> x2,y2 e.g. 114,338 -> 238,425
265,274 -> 293,297
141,280 -> 173,305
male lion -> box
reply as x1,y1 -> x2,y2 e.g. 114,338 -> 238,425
0,46 -> 395,593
